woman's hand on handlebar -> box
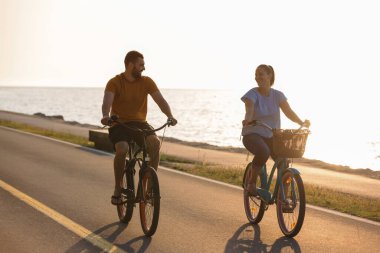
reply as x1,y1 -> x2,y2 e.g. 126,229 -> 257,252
301,119 -> 310,128
242,119 -> 250,126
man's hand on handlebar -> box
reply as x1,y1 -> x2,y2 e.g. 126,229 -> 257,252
101,115 -> 119,126
101,116 -> 111,126
103,114 -> 176,127
167,117 -> 177,126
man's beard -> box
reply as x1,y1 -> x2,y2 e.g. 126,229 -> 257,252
132,69 -> 142,79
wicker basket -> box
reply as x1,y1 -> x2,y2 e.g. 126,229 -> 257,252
272,129 -> 310,158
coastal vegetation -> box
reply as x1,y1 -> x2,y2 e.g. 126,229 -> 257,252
1,119 -> 379,222
0,119 -> 93,147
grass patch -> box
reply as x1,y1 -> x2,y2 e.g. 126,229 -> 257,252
0,119 -> 94,148
1,119 -> 379,222
161,154 -> 245,185
160,155 -> 380,222
305,184 -> 380,222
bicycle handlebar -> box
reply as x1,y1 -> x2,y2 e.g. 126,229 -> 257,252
246,120 -> 273,130
247,120 -> 310,132
105,115 -> 174,135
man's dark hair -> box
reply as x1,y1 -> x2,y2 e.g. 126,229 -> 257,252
124,51 -> 144,68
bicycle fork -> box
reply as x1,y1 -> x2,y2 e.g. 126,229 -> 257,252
278,168 -> 300,212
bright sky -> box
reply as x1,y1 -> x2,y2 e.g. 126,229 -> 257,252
1,0 -> 379,90
1,1 -> 380,113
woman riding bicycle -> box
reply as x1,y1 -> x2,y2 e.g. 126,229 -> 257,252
241,64 -> 310,196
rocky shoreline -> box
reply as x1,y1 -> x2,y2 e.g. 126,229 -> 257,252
33,112 -> 101,129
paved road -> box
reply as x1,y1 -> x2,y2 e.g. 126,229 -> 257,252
0,126 -> 379,253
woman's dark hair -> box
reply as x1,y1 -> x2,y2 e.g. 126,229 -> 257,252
257,64 -> 275,86
124,51 -> 144,68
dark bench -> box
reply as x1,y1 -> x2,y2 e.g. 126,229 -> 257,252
89,129 -> 114,152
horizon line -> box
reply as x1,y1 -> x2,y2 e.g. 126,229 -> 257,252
0,85 -> 236,91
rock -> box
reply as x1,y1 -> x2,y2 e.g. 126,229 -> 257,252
51,115 -> 64,120
33,112 -> 64,120
34,112 -> 46,117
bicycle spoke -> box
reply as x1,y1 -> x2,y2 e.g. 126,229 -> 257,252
117,161 -> 135,224
243,163 -> 265,224
139,167 -> 160,236
141,180 -> 154,229
276,172 -> 305,237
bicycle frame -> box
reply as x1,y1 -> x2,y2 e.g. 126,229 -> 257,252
106,116 -> 173,235
245,120 -> 305,205
118,119 -> 171,201
257,158 -> 301,205
124,139 -> 153,203
243,120 -> 308,237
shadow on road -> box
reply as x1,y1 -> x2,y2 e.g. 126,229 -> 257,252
224,223 -> 301,253
65,221 -> 151,253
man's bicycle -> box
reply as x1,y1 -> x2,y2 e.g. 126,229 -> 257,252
243,120 -> 310,237
107,115 -> 174,237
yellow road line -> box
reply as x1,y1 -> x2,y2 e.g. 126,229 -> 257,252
0,179 -> 127,253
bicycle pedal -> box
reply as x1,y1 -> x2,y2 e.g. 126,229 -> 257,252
281,205 -> 294,213
281,200 -> 295,213
257,188 -> 272,202
121,188 -> 134,195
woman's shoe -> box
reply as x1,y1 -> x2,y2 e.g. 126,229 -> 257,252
245,183 -> 258,196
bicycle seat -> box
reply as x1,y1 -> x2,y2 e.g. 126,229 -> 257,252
128,140 -> 141,155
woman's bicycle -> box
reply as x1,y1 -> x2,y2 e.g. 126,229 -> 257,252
243,120 -> 310,237
107,115 -> 174,237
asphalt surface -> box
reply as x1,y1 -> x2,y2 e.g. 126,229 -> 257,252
0,126 -> 379,253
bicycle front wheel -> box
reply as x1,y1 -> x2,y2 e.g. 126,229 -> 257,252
276,171 -> 305,237
243,162 -> 265,224
139,166 -> 160,237
118,160 -> 135,223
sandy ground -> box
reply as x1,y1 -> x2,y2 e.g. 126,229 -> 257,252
1,110 -> 380,200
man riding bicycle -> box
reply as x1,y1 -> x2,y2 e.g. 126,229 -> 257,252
101,50 -> 177,205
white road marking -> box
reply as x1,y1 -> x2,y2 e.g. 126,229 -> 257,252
0,179 -> 127,253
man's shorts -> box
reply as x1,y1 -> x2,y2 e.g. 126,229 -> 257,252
108,121 -> 156,147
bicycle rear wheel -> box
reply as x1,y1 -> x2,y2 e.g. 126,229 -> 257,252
276,171 -> 305,237
117,160 -> 135,223
243,162 -> 265,224
139,166 -> 160,237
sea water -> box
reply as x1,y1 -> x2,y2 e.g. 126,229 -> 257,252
0,86 -> 379,171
